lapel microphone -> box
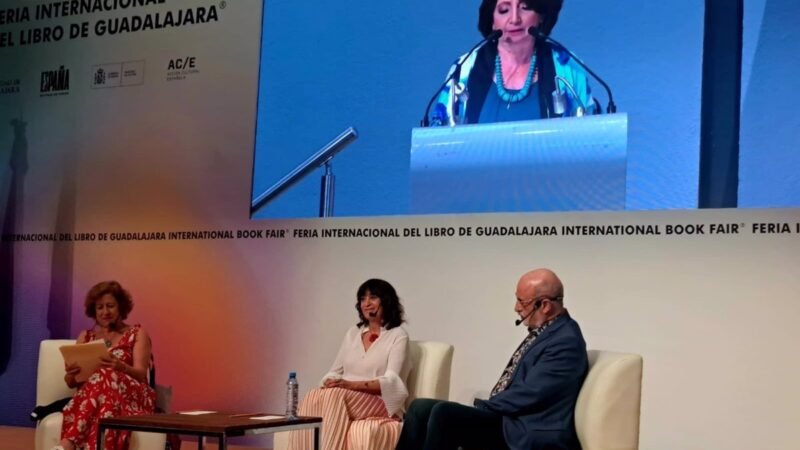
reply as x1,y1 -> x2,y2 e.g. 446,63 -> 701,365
515,300 -> 543,326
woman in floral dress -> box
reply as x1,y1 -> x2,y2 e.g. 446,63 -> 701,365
56,281 -> 156,450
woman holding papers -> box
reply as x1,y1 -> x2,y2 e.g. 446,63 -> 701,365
428,0 -> 594,126
288,279 -> 411,450
56,281 -> 156,450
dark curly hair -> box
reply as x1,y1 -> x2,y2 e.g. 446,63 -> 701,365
478,0 -> 564,37
355,279 -> 405,329
84,280 -> 134,320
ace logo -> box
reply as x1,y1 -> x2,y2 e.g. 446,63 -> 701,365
167,57 -> 196,70
166,56 -> 200,81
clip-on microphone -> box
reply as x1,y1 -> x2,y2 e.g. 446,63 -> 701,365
515,300 -> 543,326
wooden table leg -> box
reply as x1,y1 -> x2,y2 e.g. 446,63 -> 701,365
96,425 -> 105,450
218,433 -> 227,450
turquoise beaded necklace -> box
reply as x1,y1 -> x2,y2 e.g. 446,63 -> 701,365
495,54 -> 537,104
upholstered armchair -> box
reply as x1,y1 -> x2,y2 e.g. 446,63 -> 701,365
402,340 -> 455,405
34,339 -> 166,450
575,350 -> 644,450
273,340 -> 455,450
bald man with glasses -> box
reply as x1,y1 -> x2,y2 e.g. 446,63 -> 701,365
396,268 -> 589,450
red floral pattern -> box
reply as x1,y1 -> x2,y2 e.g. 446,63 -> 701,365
61,325 -> 156,450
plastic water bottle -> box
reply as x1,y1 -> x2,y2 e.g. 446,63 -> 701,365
286,371 -> 299,419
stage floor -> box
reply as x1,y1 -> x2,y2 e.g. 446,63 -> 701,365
0,426 -> 270,450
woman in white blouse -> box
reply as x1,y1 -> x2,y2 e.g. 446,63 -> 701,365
288,279 -> 410,450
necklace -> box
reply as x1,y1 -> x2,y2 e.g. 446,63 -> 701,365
97,325 -> 125,347
368,333 -> 379,343
495,54 -> 537,105
97,330 -> 114,347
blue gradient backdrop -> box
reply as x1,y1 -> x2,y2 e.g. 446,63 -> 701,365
740,0 -> 800,207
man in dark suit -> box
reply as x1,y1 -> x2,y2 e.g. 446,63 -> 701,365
395,268 -> 588,450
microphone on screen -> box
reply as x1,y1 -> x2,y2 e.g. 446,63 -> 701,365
528,27 -> 617,113
420,30 -> 503,126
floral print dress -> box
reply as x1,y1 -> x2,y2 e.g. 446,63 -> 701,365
61,325 -> 156,450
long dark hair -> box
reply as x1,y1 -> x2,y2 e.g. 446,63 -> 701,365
355,279 -> 405,329
478,0 -> 564,37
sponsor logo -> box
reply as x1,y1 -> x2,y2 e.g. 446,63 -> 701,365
94,68 -> 107,86
0,78 -> 21,95
91,60 -> 145,89
166,56 -> 199,82
40,65 -> 69,96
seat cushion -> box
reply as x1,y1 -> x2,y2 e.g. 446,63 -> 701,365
129,430 -> 169,449
35,412 -> 64,450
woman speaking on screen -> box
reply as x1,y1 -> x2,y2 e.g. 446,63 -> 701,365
429,0 -> 595,126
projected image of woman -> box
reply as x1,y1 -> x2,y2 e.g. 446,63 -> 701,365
429,0 -> 594,125
287,279 -> 410,450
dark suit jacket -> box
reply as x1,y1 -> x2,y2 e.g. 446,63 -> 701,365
474,313 -> 588,450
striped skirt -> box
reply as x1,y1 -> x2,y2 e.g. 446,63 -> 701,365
287,387 -> 402,450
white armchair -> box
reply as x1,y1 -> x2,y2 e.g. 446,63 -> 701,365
273,340 -> 455,450
34,339 -> 166,450
575,350 -> 644,450
403,340 -> 455,406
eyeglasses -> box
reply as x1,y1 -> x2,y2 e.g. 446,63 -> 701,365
515,296 -> 562,307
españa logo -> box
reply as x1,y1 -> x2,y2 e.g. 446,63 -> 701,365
40,65 -> 69,96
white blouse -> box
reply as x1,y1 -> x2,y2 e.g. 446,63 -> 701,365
321,324 -> 411,416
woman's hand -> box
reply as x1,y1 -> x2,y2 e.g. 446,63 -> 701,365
324,379 -> 362,391
322,378 -> 350,389
323,379 -> 376,393
323,378 -> 344,389
323,378 -> 359,390
64,363 -> 81,388
100,354 -> 128,374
